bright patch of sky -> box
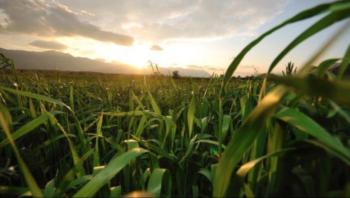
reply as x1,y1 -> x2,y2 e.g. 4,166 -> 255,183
0,0 -> 348,76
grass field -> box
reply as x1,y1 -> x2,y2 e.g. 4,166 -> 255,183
1,1 -> 350,197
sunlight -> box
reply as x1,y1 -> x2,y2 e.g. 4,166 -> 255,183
58,36 -> 218,70
96,44 -> 150,69
59,37 -> 151,68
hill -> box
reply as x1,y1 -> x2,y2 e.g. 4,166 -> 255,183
0,48 -> 210,77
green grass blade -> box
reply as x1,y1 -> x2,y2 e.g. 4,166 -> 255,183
337,44 -> 350,78
109,186 -> 122,198
73,148 -> 148,197
69,85 -> 74,110
213,86 -> 286,197
275,107 -> 350,164
268,75 -> 350,108
147,168 -> 169,198
198,168 -> 212,184
0,86 -> 70,110
148,91 -> 161,114
0,107 -> 43,197
0,186 -> 31,197
93,114 -> 104,166
268,9 -> 350,73
237,148 -> 295,177
317,58 -> 339,76
0,112 -> 50,148
57,149 -> 94,195
187,96 -> 196,138
329,101 -> 350,123
222,1 -> 342,87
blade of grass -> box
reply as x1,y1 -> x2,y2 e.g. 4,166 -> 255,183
147,168 -> 170,198
318,58 -> 339,76
213,86 -> 286,197
93,113 -> 104,166
148,91 -> 161,114
0,112 -> 50,148
268,75 -> 350,108
337,44 -> 350,78
0,186 -> 31,197
237,148 -> 295,177
187,96 -> 196,138
0,86 -> 70,110
222,1 -> 346,88
73,148 -> 148,197
275,107 -> 350,164
268,9 -> 350,73
0,107 -> 43,197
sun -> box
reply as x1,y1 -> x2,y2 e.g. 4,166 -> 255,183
95,44 -> 151,69
60,37 -> 208,71
60,37 -> 152,68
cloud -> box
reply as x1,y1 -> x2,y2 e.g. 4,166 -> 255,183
0,0 -> 133,45
186,64 -> 261,76
57,0 -> 288,42
150,45 -> 163,51
30,40 -> 66,50
187,64 -> 224,71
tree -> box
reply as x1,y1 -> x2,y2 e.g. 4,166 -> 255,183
172,70 -> 180,79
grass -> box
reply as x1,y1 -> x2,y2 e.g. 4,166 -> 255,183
1,1 -> 350,197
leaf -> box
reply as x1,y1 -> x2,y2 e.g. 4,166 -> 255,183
0,112 -> 50,148
179,135 -> 197,165
0,86 -> 70,110
237,148 -> 295,177
93,114 -> 104,166
198,168 -> 212,183
109,186 -> 122,198
317,58 -> 339,76
337,44 -> 350,78
69,85 -> 74,110
0,186 -> 31,197
148,91 -> 161,114
222,1 -> 344,87
57,149 -> 94,195
268,9 -> 350,73
268,75 -> 350,108
0,107 -> 43,197
43,179 -> 56,198
213,86 -> 286,197
222,115 -> 231,141
275,108 -> 350,164
73,148 -> 148,197
187,96 -> 196,138
147,168 -> 170,198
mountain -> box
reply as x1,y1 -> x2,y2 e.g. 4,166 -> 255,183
0,48 -> 210,77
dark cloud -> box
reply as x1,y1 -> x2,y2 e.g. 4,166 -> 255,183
150,45 -> 163,51
0,0 -> 133,45
30,40 -> 66,50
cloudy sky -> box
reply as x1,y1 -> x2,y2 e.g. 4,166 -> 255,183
0,0 -> 349,75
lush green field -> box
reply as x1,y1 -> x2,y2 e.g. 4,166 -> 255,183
1,1 -> 350,197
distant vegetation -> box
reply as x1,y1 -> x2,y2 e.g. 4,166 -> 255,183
172,70 -> 180,79
1,1 -> 350,197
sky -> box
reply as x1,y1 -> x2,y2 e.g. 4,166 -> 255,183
0,0 -> 349,76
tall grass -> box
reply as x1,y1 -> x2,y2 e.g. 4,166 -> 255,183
1,1 -> 350,197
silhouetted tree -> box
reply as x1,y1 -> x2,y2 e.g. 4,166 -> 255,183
172,70 -> 180,79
